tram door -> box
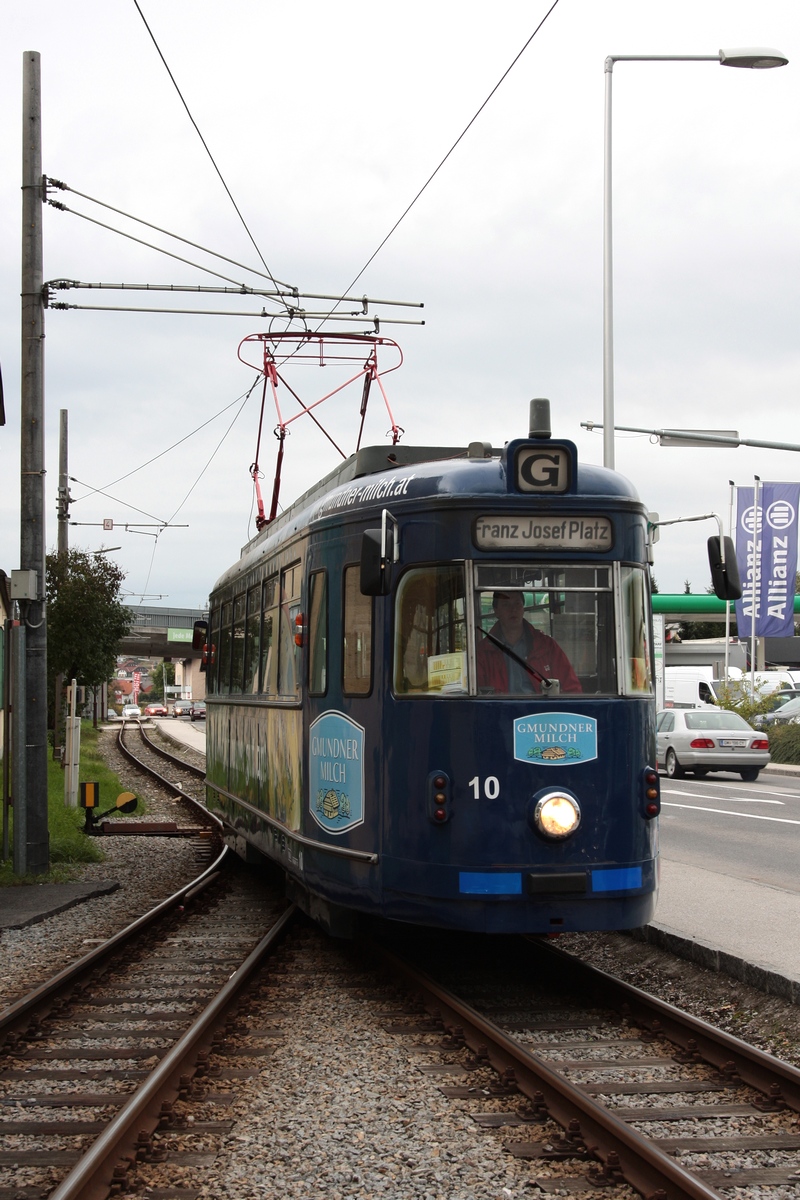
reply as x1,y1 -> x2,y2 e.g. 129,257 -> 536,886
304,545 -> 380,874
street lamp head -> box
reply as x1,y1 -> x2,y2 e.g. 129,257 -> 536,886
719,47 -> 789,69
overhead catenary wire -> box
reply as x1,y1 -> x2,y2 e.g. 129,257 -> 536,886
131,0 -> 292,314
164,383 -> 254,525
71,380 -> 261,503
46,178 -> 295,293
45,198 -> 286,295
315,0 -> 563,326
68,480 -> 171,526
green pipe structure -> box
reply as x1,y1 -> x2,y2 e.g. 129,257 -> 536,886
652,594 -> 800,615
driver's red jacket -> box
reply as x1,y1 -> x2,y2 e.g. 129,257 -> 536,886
476,622 -> 582,694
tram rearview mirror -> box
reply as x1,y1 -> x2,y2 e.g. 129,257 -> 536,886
708,535 -> 743,602
192,620 -> 208,651
360,528 -> 392,595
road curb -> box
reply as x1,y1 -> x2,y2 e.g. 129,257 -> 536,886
625,923 -> 800,1007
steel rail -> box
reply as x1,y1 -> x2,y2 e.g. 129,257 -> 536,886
372,943 -> 726,1200
137,720 -> 206,779
0,847 -> 227,1040
117,722 -> 210,811
47,903 -> 297,1200
527,939 -> 800,1112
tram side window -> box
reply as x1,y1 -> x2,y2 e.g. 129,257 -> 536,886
621,565 -> 653,694
217,601 -> 233,696
243,584 -> 261,695
308,570 -> 327,696
343,565 -> 372,695
230,594 -> 246,694
260,576 -> 278,695
473,565 -> 616,696
394,566 -> 468,695
207,607 -> 221,694
278,562 -> 302,698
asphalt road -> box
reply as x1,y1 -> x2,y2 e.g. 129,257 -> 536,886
659,770 -> 800,895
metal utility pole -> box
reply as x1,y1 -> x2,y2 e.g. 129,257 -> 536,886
19,50 -> 49,873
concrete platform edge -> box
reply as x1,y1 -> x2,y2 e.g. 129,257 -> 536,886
624,923 -> 800,1007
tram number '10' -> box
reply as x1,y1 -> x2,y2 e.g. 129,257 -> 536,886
469,776 -> 500,800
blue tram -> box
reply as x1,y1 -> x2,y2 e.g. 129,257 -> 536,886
201,401 -> 664,934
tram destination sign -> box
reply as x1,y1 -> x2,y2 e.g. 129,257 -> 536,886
474,514 -> 613,552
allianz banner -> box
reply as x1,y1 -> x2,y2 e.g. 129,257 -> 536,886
734,482 -> 800,638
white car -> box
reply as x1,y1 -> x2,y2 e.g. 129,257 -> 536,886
656,708 -> 770,781
121,704 -> 141,720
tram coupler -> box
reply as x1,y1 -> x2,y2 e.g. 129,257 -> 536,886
80,783 -> 138,834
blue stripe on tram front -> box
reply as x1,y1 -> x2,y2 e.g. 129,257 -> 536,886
591,866 -> 643,893
459,872 -> 523,895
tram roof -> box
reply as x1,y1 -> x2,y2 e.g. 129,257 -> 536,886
219,440 -> 643,583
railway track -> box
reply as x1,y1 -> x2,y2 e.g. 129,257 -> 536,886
4,888 -> 798,1199
6,722 -> 797,1197
0,860 -> 295,1200
116,721 -> 207,813
371,930 -> 800,1200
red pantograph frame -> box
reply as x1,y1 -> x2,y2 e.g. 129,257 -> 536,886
238,331 -> 404,529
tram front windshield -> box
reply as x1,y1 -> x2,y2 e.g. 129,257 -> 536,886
393,563 -> 652,698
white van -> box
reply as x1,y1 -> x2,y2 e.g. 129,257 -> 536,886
663,665 -> 746,709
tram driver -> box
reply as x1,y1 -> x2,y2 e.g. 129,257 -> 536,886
476,590 -> 582,695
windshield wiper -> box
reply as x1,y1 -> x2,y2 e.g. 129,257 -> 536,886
479,628 -> 559,693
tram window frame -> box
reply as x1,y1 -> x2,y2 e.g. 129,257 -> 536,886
308,569 -> 328,696
473,564 -> 617,697
260,575 -> 278,696
207,606 -> 221,694
619,564 -> 654,695
230,593 -> 247,694
217,600 -> 233,696
243,584 -> 261,695
278,561 -> 302,700
343,564 -> 373,696
393,565 -> 468,696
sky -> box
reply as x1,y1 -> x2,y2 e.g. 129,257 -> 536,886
2,1 -> 799,610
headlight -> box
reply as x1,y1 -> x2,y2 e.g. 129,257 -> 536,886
534,792 -> 581,839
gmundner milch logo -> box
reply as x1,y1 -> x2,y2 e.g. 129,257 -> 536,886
514,713 -> 598,765
309,711 -> 365,834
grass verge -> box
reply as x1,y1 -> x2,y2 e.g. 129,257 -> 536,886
0,721 -> 141,886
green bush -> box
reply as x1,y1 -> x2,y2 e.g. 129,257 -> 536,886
765,722 -> 800,765
0,721 -> 141,885
714,680 -> 790,726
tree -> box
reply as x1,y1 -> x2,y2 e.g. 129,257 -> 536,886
151,661 -> 175,702
678,579 -> 739,642
47,549 -> 131,707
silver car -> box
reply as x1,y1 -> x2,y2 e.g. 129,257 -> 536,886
656,708 -> 770,781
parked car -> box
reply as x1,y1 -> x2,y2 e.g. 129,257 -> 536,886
144,703 -> 168,717
121,704 -> 141,720
656,708 -> 770,781
172,700 -> 192,718
106,709 -> 119,722
752,691 -> 800,728
189,700 -> 206,721
759,695 -> 800,728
